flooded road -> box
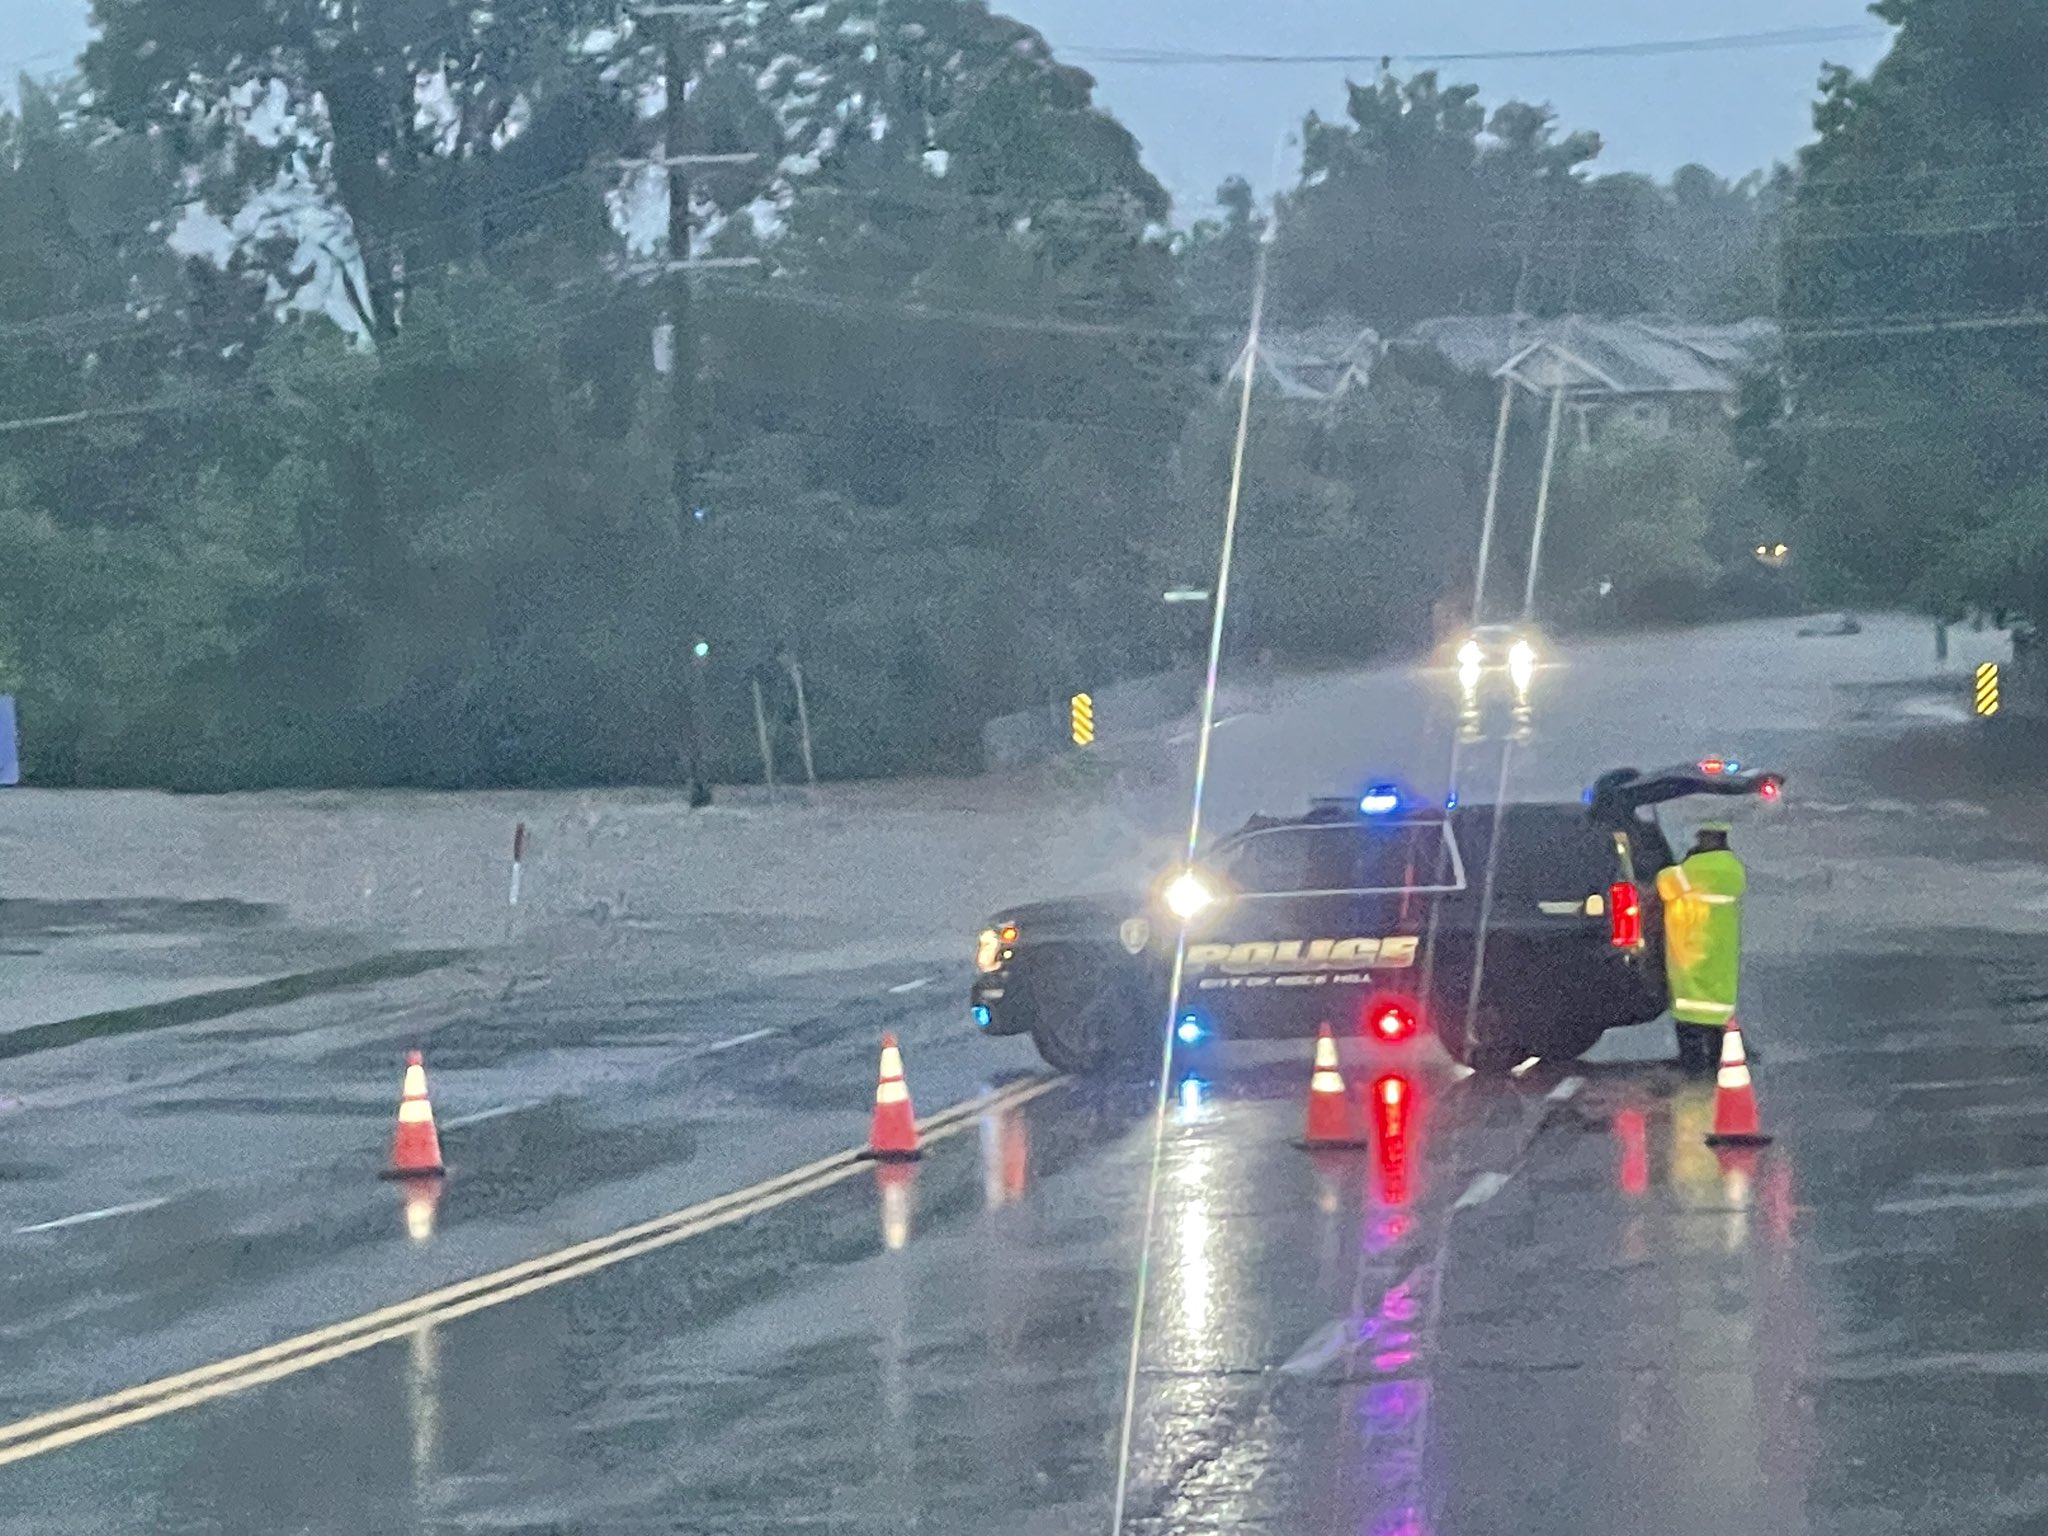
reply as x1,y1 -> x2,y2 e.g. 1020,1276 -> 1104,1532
0,618 -> 2040,1533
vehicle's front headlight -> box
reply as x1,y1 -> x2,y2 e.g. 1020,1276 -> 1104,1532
1508,638 -> 1536,692
975,923 -> 1017,973
1163,869 -> 1217,921
1456,639 -> 1483,669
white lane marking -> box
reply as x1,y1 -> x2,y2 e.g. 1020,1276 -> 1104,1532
887,976 -> 934,995
1452,1172 -> 1511,1211
1546,1075 -> 1585,1104
699,1027 -> 777,1055
440,1102 -> 538,1130
1510,1056 -> 1541,1077
1877,1188 -> 2048,1216
15,1198 -> 170,1235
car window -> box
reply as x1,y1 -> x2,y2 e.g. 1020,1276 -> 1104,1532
1447,805 -> 1626,899
1220,822 -> 1462,894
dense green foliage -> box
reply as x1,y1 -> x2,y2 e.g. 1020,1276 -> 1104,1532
3,3 -> 2017,787
1774,0 -> 2048,616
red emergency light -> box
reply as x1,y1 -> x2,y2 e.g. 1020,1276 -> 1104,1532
1368,1000 -> 1419,1043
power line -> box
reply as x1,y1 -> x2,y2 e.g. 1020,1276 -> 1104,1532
1782,310 -> 2048,342
1066,24 -> 1889,68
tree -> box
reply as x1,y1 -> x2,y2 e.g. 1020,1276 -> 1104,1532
1163,373 -> 1473,659
86,0 -> 631,337
1549,422 -> 1753,623
1779,0 -> 2048,610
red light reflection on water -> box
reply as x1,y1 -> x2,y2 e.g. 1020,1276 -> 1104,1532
1371,1073 -> 1416,1207
1614,1107 -> 1650,1196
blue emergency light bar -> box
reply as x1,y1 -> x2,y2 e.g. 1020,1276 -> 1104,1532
1360,785 -> 1401,815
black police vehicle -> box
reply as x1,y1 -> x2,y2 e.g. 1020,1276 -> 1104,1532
971,763 -> 1781,1074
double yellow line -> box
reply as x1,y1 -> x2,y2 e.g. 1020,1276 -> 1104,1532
0,1075 -> 1060,1468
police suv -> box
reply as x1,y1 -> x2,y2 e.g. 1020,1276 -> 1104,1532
971,763 -> 1781,1074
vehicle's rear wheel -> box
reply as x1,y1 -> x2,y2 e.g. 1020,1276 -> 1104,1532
1433,1003 -> 1525,1074
1545,1022 -> 1607,1063
1025,952 -> 1150,1076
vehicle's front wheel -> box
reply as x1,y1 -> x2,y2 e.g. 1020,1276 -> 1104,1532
1024,952 -> 1150,1076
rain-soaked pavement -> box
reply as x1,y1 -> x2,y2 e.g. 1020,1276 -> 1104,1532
3,618 -> 2046,1533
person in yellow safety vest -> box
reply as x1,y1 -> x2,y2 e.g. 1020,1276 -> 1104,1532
1655,821 -> 1747,1074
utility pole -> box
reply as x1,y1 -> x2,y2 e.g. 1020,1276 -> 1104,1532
634,3 -> 758,807
664,6 -> 710,806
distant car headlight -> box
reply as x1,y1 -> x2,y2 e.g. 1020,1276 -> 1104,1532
1163,869 -> 1217,921
1508,638 -> 1536,691
1456,639 -> 1483,669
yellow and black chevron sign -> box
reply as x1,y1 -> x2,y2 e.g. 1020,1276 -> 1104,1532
1070,692 -> 1096,747
1975,662 -> 2000,718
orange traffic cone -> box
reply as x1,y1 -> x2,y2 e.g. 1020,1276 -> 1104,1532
1299,1025 -> 1370,1149
1704,1022 -> 1773,1148
383,1050 -> 447,1178
868,1034 -> 921,1162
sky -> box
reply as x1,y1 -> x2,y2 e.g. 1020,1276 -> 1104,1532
4,0 -> 1897,217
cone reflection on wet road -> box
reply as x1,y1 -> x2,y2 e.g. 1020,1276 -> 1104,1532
396,1175 -> 441,1245
874,1162 -> 916,1252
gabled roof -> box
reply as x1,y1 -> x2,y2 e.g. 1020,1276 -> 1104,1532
1225,322 -> 1381,402
1393,315 -> 1778,400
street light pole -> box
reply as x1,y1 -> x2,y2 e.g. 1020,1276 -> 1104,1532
1472,374 -> 1514,625
1521,383 -> 1568,621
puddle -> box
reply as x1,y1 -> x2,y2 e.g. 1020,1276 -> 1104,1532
0,898 -> 276,940
0,950 -> 470,1062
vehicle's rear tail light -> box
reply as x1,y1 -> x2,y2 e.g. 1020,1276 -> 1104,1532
1759,776 -> 1781,801
1608,881 -> 1642,948
1368,1000 -> 1419,1043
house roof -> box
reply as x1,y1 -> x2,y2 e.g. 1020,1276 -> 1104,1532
1225,322 -> 1382,402
1393,315 -> 1778,400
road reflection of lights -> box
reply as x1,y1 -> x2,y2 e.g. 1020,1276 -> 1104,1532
1614,1107 -> 1650,1197
978,1104 -> 1031,1211
1366,1210 -> 1412,1253
406,1324 -> 441,1483
1761,1154 -> 1796,1246
1372,1074 -> 1415,1208
1669,1087 -> 1724,1216
1175,1074 -> 1208,1123
875,1163 -> 916,1252
1169,1143 -> 1215,1348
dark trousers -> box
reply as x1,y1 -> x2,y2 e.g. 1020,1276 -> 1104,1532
1674,1022 -> 1723,1075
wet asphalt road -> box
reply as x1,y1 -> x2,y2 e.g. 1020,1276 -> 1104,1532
4,618 -> 2046,1534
